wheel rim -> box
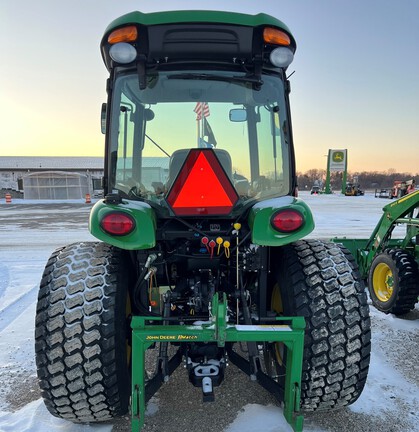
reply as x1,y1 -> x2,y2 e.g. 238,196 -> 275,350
373,262 -> 394,302
271,283 -> 283,314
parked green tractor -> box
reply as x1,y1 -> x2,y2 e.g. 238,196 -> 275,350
35,10 -> 371,432
334,190 -> 419,316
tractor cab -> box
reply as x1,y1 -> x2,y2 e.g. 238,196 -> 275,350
100,11 -> 297,219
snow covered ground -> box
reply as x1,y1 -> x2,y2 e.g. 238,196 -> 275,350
0,192 -> 418,432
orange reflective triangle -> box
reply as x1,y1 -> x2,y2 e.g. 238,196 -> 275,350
167,149 -> 238,216
174,152 -> 232,206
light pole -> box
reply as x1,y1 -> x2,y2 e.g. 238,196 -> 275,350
324,151 -> 332,194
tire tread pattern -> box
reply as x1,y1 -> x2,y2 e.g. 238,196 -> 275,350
276,239 -> 371,411
35,242 -> 129,423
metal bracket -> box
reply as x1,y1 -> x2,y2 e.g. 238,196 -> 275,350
130,292 -> 305,432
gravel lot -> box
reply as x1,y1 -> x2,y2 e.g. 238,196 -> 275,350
0,194 -> 418,432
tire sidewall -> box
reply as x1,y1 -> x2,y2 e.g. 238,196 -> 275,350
111,246 -> 131,413
368,252 -> 399,312
368,248 -> 419,315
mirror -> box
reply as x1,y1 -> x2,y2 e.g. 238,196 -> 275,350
229,108 -> 247,122
144,108 -> 155,121
101,103 -> 107,134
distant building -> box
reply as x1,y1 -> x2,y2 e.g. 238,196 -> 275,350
119,156 -> 170,190
0,156 -> 170,199
0,157 -> 103,199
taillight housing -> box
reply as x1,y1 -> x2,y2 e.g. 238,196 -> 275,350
100,212 -> 135,236
271,209 -> 304,233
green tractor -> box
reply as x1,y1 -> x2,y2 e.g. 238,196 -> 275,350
334,190 -> 419,316
34,10 -> 371,432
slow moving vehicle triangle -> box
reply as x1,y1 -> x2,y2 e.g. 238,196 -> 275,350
167,149 -> 238,216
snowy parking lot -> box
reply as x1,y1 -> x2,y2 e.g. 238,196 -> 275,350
0,192 -> 418,432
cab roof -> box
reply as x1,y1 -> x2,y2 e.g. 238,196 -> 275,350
104,10 -> 294,40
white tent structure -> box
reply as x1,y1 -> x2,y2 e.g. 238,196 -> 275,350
23,171 -> 90,200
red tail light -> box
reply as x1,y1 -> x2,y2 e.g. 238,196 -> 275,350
100,212 -> 135,236
271,209 -> 304,233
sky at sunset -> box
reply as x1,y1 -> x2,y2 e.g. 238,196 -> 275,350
1,0 -> 418,174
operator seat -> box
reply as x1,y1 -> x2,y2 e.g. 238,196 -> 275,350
166,148 -> 233,190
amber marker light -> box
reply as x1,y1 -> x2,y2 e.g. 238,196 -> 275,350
263,27 -> 291,46
108,25 -> 138,44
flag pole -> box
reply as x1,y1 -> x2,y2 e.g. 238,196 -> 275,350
197,117 -> 200,147
194,102 -> 209,148
201,104 -> 205,145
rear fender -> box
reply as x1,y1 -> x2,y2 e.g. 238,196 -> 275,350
89,200 -> 156,250
248,196 -> 314,246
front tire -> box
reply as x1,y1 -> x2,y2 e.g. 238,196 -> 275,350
269,239 -> 371,411
35,242 -> 131,423
368,249 -> 419,315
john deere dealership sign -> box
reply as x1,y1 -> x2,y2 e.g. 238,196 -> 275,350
329,149 -> 347,172
324,148 -> 348,194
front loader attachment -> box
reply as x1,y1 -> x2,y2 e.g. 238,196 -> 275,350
332,191 -> 419,315
332,190 -> 419,278
131,292 -> 305,432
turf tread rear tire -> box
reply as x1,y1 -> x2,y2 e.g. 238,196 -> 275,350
368,248 -> 419,315
35,242 -> 130,423
273,239 -> 371,411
